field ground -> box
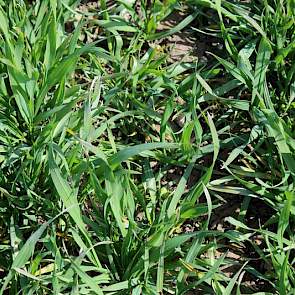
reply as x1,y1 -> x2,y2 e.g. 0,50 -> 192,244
0,0 -> 294,294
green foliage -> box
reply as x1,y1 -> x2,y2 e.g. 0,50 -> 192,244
0,0 -> 294,294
